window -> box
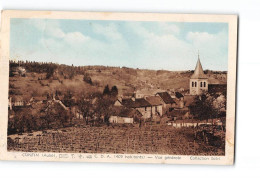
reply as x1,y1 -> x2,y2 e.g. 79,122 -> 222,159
195,82 -> 197,87
200,82 -> 203,87
145,107 -> 147,111
192,82 -> 194,87
204,82 -> 206,87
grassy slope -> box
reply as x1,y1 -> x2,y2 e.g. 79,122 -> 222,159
9,65 -> 227,100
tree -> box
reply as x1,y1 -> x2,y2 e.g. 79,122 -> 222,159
63,90 -> 74,107
212,94 -> 226,118
68,68 -> 75,79
189,94 -> 217,122
103,85 -> 110,95
78,94 -> 93,125
10,108 -> 37,133
9,67 -> 15,77
46,66 -> 56,79
77,91 -> 115,126
212,94 -> 226,129
44,106 -> 55,129
96,95 -> 115,126
77,92 -> 102,125
111,86 -> 118,97
44,103 -> 70,129
58,107 -> 70,128
83,73 -> 93,85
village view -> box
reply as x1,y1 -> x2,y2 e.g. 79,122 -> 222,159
7,55 -> 227,155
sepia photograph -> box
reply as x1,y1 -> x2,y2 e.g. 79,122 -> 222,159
0,10 -> 237,165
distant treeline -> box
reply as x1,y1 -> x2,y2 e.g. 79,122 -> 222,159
10,60 -> 85,79
9,60 -> 227,79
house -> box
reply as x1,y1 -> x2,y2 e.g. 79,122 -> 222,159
8,98 -> 12,110
190,53 -> 208,95
53,99 -> 69,111
131,98 -> 152,119
8,96 -> 25,110
28,96 -> 47,105
134,89 -> 163,99
145,96 -> 163,116
155,92 -> 176,114
114,97 -> 152,119
114,96 -> 126,106
109,116 -> 134,124
174,92 -> 184,109
16,66 -> 26,76
109,107 -> 142,124
114,98 -> 134,107
134,90 -> 147,99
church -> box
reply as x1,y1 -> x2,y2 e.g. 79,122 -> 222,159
190,54 -> 208,95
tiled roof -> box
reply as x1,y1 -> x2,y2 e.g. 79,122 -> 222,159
156,92 -> 176,104
133,98 -> 151,108
112,106 -> 142,118
175,92 -> 184,99
121,99 -> 135,108
121,98 -> 151,108
145,96 -> 163,106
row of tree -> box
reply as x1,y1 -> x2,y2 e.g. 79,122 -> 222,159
9,60 -> 86,80
8,103 -> 71,135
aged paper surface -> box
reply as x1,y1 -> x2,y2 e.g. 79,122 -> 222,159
0,10 -> 237,165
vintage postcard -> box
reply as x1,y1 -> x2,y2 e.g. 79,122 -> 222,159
0,10 -> 237,165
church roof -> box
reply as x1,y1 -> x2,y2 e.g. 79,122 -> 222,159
191,55 -> 208,79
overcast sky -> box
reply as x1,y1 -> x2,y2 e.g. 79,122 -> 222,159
10,18 -> 228,71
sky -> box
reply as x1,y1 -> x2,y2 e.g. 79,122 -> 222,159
10,18 -> 228,71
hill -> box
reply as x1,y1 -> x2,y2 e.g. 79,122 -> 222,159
9,61 -> 227,102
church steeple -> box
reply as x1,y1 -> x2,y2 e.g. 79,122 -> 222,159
189,51 -> 209,95
191,51 -> 207,79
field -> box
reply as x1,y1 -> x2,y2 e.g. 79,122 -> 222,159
8,125 -> 225,156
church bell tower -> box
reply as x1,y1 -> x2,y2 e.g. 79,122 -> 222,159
190,52 -> 208,95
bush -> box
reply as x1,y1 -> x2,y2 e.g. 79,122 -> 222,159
83,73 -> 93,85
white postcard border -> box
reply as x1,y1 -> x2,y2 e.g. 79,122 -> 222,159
0,10 -> 237,165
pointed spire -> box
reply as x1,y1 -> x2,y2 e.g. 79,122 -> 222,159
191,51 -> 207,79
